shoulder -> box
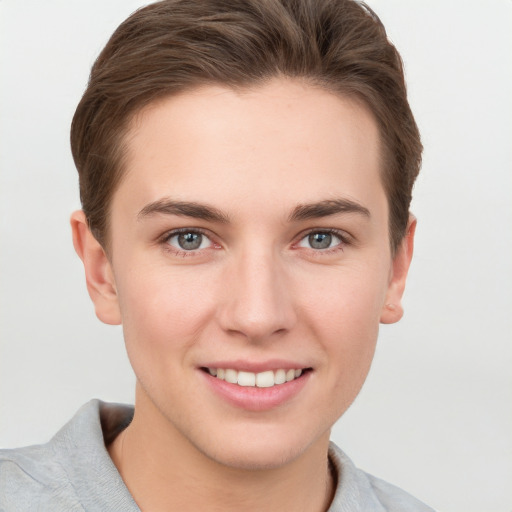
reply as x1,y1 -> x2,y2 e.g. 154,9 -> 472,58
363,472 -> 435,512
0,429 -> 84,511
0,400 -> 137,511
328,442 -> 436,512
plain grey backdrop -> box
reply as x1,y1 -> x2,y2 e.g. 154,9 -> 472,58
1,1 -> 511,511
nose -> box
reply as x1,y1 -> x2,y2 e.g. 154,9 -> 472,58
217,248 -> 297,342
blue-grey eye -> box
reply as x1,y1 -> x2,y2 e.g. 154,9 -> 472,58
298,231 -> 342,250
167,231 -> 211,251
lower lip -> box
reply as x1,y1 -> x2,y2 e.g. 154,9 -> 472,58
200,370 -> 311,411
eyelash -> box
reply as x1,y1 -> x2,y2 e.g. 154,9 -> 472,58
159,227 -> 218,257
294,228 -> 351,254
158,227 -> 351,257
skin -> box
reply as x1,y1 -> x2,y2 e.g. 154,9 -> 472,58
71,79 -> 415,512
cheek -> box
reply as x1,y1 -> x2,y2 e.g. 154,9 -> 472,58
299,262 -> 389,335
316,285 -> 380,376
297,262 -> 388,385
115,264 -> 218,365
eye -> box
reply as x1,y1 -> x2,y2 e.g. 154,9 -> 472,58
298,231 -> 343,250
166,230 -> 212,251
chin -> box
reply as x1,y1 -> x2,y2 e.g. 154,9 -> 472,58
192,424 -> 330,471
203,443 -> 304,471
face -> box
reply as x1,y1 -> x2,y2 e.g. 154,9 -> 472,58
74,79 -> 413,470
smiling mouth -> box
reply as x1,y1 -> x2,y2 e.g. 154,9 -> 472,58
201,367 -> 311,388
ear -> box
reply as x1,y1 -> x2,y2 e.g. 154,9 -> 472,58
380,215 -> 416,324
70,210 -> 122,325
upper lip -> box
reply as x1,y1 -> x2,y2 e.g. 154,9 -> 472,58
199,359 -> 311,373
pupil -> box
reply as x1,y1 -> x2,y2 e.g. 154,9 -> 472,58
178,232 -> 202,250
309,232 -> 331,249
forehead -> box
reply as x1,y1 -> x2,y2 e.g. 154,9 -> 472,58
115,79 -> 385,220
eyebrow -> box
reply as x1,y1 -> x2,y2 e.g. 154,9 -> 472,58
138,199 -> 230,223
138,197 -> 370,224
289,198 -> 370,222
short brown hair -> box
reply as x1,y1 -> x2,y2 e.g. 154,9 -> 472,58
71,0 -> 422,252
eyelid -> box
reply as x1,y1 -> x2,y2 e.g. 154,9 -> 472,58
160,226 -> 210,241
293,227 -> 352,250
157,226 -> 352,256
159,227 -> 220,256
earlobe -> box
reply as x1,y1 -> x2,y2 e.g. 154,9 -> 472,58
70,210 -> 122,325
380,215 -> 416,324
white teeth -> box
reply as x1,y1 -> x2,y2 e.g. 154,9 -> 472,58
207,367 -> 306,387
237,371 -> 256,387
256,370 -> 274,388
274,369 -> 286,385
224,369 -> 238,384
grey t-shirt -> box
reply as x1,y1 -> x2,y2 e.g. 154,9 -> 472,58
0,400 -> 434,511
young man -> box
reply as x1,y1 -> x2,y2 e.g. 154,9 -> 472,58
0,1 -> 433,510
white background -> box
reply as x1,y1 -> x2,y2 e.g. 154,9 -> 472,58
0,1 -> 511,511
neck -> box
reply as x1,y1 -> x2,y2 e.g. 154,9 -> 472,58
108,387 -> 335,512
